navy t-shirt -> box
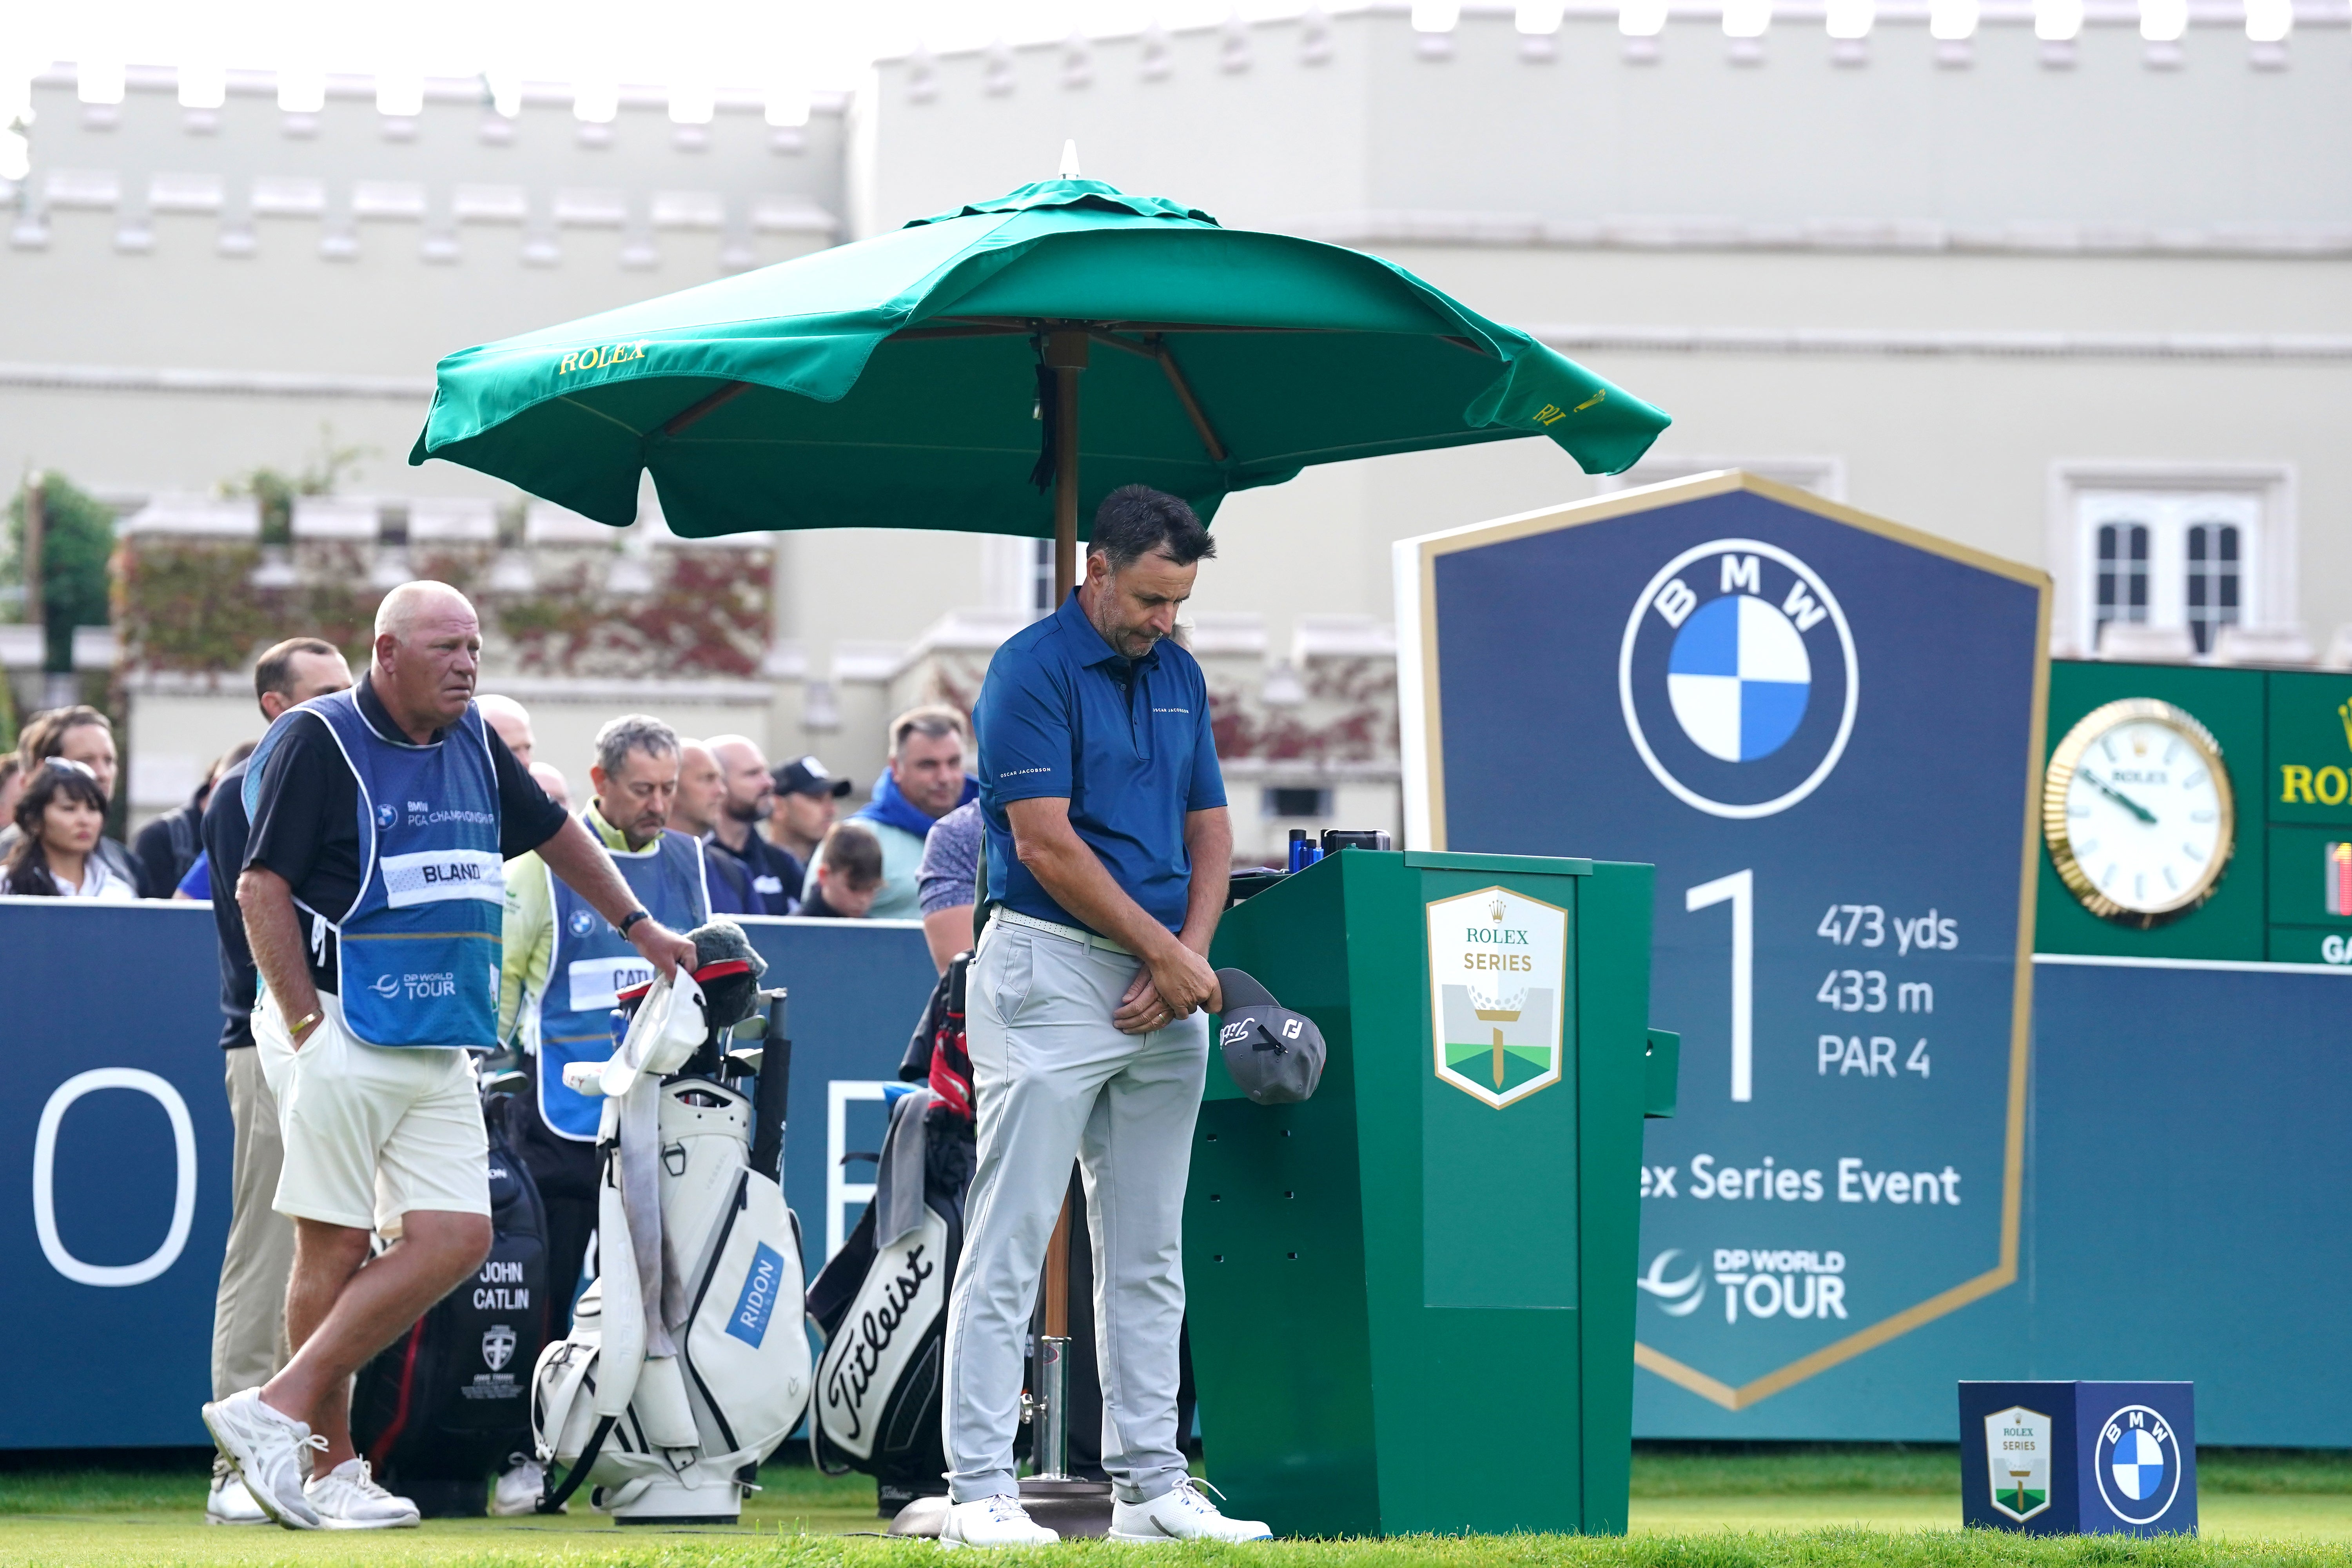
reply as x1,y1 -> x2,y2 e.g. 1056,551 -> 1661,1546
973,590 -> 1225,934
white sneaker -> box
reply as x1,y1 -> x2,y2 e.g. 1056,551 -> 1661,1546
490,1454 -> 552,1517
940,1494 -> 1060,1549
204,1465 -> 270,1525
200,1389 -> 321,1530
1109,1477 -> 1272,1543
305,1458 -> 421,1530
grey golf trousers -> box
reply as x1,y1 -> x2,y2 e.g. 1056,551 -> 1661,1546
943,918 -> 1208,1505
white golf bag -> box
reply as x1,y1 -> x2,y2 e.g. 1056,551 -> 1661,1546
530,975 -> 810,1523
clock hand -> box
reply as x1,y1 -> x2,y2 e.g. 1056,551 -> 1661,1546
2077,767 -> 2158,826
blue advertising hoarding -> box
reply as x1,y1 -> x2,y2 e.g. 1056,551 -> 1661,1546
1397,472 -> 2051,1433
0,898 -> 935,1448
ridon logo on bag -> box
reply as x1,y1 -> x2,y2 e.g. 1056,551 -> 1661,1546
727,1242 -> 786,1348
1619,539 -> 1859,819
482,1323 -> 515,1372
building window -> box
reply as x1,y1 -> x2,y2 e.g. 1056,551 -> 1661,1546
2184,522 -> 2240,655
2093,521 -> 2149,635
2069,487 -> 2267,655
1030,537 -> 1054,614
1263,786 -> 1333,820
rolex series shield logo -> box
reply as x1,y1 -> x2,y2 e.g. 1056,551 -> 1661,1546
1427,886 -> 1568,1107
1985,1405 -> 2053,1521
1620,538 -> 1859,819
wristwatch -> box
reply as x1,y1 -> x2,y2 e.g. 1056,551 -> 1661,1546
618,908 -> 651,937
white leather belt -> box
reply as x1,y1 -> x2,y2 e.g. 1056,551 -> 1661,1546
989,907 -> 1134,957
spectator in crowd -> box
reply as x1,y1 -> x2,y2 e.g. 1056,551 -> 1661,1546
918,799 -> 984,973
830,706 -> 978,921
2,759 -> 136,899
0,756 -> 21,826
211,584 -> 691,1530
767,755 -> 850,866
169,742 -> 260,902
668,739 -> 757,915
797,820 -> 884,918
530,760 -> 571,810
197,637 -> 352,1525
706,734 -> 801,914
494,712 -> 708,1515
136,748 -> 236,897
475,694 -> 536,768
5,705 -> 141,893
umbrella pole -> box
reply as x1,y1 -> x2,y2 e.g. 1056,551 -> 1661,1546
1046,327 -> 1088,603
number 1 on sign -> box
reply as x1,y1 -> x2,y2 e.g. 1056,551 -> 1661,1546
1686,869 -> 1753,1103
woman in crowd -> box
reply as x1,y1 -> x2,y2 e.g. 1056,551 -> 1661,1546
3,705 -> 143,893
3,759 -> 137,900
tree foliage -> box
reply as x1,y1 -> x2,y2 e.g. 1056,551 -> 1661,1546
6,473 -> 117,673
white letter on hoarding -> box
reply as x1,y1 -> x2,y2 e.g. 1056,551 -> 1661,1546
33,1069 -> 198,1287
1686,869 -> 1755,1102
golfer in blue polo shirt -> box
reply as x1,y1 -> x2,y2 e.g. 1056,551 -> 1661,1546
941,486 -> 1268,1548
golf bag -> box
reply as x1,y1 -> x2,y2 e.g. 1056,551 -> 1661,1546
350,1093 -> 550,1516
530,944 -> 810,1524
806,957 -> 976,1515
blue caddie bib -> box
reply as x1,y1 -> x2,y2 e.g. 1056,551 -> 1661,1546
536,822 -> 710,1140
245,688 -> 505,1048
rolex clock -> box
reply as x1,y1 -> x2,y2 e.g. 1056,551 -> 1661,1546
2043,698 -> 2235,927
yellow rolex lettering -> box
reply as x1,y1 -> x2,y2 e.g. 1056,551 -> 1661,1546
559,352 -> 578,374
1534,404 -> 1566,426
2283,764 -> 2315,804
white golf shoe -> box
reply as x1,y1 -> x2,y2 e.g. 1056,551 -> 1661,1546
305,1458 -> 421,1529
939,1494 -> 1060,1549
204,1462 -> 269,1525
200,1388 -> 321,1530
1109,1477 -> 1272,1543
490,1454 -> 552,1517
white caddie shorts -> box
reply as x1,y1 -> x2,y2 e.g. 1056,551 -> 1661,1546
253,991 -> 490,1238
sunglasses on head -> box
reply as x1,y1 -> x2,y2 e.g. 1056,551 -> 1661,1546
44,758 -> 97,780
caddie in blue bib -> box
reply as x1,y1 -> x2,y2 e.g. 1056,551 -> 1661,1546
535,817 -> 710,1140
245,687 -> 506,1048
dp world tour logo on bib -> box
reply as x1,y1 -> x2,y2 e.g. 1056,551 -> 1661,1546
1619,538 -> 1858,819
2095,1405 -> 2183,1525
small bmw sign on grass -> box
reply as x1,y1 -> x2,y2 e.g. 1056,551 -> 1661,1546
1959,1381 -> 2196,1535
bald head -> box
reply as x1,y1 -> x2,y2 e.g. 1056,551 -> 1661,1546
476,693 -> 535,766
670,739 -> 727,839
370,580 -> 482,740
707,733 -> 775,829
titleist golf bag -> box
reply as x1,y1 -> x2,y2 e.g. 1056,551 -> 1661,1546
806,955 -> 976,1516
529,928 -> 811,1524
350,1091 -> 550,1516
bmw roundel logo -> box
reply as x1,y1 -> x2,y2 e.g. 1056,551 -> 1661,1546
1619,537 -> 1858,819
375,802 -> 399,829
567,908 -> 597,938
2094,1404 -> 2183,1524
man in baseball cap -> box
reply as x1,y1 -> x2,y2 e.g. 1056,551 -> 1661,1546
766,755 -> 852,872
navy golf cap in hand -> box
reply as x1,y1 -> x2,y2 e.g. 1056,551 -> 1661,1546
1213,968 -> 1326,1105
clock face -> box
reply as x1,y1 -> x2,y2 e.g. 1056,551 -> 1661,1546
2043,699 -> 2234,925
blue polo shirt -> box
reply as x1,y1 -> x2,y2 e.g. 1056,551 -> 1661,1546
975,590 -> 1226,935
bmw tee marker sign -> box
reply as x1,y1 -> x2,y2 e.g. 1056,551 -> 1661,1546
1395,472 -> 2050,1434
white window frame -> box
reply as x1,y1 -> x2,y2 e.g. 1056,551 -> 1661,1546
2045,463 -> 2296,658
979,535 -> 1056,620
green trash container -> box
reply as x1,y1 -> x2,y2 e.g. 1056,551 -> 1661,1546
1187,848 -> 1676,1537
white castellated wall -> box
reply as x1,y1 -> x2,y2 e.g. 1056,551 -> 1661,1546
8,6 -> 2352,850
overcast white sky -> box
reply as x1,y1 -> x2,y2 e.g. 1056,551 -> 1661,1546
6,1 -> 1348,102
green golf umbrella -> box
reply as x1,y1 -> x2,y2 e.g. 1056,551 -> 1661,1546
409,176 -> 1668,588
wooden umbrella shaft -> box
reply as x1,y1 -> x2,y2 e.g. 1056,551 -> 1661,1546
1043,1187 -> 1073,1338
1046,326 -> 1088,606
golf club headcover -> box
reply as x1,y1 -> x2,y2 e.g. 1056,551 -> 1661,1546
687,920 -> 768,1038
1213,967 -> 1326,1105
